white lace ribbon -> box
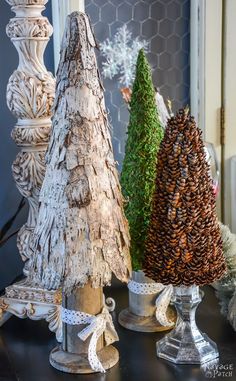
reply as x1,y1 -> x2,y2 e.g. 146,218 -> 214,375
128,280 -> 174,327
61,304 -> 118,373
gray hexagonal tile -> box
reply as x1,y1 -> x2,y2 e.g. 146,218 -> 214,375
110,21 -> 124,36
104,91 -> 112,106
172,99 -> 181,112
168,68 -> 182,85
88,0 -> 190,164
147,52 -> 158,69
159,52 -> 172,70
114,121 -> 128,142
167,35 -> 181,53
108,105 -> 119,125
142,18 -> 158,39
175,18 -> 188,36
134,1 -> 149,22
159,19 -> 174,37
167,1 -> 181,20
151,35 -> 166,53
109,0 -> 122,4
101,3 -> 116,24
94,21 -> 109,41
127,20 -> 141,36
93,0 -> 105,7
117,2 -> 132,23
153,68 -> 167,87
151,2 -> 165,20
174,51 -> 188,69
183,66 -> 190,85
182,0 -> 190,19
119,105 -> 129,123
86,3 -> 100,24
111,90 -> 123,107
103,76 -> 118,91
112,136 -> 120,153
159,0 -> 172,4
182,32 -> 190,53
175,83 -> 189,101
160,84 -> 173,101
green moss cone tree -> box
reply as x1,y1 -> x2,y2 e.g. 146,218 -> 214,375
121,49 -> 164,271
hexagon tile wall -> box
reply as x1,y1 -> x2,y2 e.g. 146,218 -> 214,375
85,0 -> 190,169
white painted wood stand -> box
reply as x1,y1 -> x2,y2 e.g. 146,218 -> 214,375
0,0 -> 62,341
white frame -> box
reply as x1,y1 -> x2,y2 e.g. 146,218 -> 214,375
190,0 -> 206,135
191,0 -> 223,219
51,0 -> 85,71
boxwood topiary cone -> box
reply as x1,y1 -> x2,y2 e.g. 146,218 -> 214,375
118,49 -> 176,333
121,48 -> 164,271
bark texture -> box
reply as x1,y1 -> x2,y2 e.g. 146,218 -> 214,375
30,12 -> 131,294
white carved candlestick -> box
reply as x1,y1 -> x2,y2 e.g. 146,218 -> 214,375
6,0 -> 55,273
0,0 -> 62,341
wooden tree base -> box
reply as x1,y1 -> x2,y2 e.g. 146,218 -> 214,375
118,307 -> 176,333
50,345 -> 119,374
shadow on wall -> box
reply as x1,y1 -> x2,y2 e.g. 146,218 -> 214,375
0,0 -> 54,291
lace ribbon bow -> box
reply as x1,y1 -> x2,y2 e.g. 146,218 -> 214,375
128,280 -> 174,327
61,305 -> 118,373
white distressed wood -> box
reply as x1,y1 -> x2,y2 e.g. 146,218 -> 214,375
52,0 -> 85,71
0,280 -> 62,342
5,0 -> 55,272
0,0 -> 62,340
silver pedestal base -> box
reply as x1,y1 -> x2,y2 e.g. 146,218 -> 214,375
156,285 -> 219,364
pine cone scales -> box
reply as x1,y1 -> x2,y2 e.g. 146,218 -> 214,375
143,109 -> 226,286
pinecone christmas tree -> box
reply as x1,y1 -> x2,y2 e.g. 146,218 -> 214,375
121,49 -> 164,270
143,109 -> 226,286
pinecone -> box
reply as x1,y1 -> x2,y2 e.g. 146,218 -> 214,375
143,109 -> 226,286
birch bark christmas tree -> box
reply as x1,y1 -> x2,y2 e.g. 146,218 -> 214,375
30,12 -> 131,373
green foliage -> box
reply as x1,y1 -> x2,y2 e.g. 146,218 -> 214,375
121,49 -> 164,270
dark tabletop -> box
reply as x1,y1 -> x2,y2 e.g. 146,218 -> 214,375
0,285 -> 235,381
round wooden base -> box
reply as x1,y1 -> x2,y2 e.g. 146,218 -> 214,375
50,345 -> 119,374
118,307 -> 176,333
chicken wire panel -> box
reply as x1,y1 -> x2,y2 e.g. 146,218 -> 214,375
85,0 -> 190,169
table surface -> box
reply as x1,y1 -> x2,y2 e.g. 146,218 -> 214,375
0,285 -> 235,381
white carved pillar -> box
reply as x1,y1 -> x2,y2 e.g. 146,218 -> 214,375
0,0 -> 62,341
5,0 -> 55,273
